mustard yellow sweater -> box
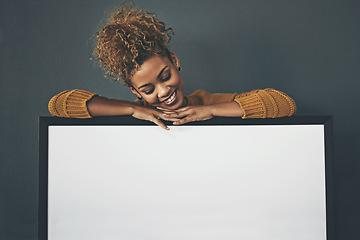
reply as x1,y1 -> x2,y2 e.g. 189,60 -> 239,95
48,89 -> 296,119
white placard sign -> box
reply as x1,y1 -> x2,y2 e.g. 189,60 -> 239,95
45,124 -> 328,240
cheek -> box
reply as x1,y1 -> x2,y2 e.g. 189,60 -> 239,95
176,77 -> 184,91
171,75 -> 183,88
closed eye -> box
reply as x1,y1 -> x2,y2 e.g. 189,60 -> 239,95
143,70 -> 171,95
161,71 -> 171,82
144,88 -> 154,95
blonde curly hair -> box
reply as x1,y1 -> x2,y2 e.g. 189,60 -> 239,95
92,3 -> 174,86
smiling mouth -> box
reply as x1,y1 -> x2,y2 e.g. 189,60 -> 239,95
164,90 -> 177,105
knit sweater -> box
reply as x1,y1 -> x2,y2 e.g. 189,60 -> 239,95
48,88 -> 296,119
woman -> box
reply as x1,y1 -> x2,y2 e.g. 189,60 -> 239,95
48,4 -> 296,130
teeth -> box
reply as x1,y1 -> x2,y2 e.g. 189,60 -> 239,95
165,91 -> 176,104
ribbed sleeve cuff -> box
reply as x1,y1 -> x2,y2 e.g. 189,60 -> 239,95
234,93 -> 266,119
234,89 -> 297,119
265,88 -> 297,117
48,89 -> 97,118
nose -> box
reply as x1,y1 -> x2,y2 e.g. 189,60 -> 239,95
157,83 -> 171,101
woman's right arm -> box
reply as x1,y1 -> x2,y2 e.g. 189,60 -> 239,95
48,89 -> 176,130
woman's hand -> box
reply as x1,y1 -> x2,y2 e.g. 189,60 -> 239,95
158,102 -> 244,125
131,105 -> 181,130
132,102 -> 244,129
159,105 -> 215,125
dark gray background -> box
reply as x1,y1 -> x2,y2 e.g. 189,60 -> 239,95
0,0 -> 359,239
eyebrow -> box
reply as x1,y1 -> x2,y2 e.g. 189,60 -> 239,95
138,66 -> 168,89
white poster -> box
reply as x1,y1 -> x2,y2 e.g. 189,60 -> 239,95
48,125 -> 326,240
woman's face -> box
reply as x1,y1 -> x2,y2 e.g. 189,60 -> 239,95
129,54 -> 185,110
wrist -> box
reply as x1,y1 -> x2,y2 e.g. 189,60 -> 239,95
209,105 -> 218,117
130,104 -> 142,116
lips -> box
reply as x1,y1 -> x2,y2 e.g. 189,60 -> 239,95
164,90 -> 177,105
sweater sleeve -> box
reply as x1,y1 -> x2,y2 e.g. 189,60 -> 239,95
234,88 -> 296,119
48,89 -> 98,118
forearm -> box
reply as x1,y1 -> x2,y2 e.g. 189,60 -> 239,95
86,95 -> 137,117
210,101 -> 244,117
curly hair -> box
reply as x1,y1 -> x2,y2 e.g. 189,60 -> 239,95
92,3 -> 174,86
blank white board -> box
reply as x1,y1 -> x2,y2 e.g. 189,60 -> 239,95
46,124 -> 328,240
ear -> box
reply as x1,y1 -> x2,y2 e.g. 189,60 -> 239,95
169,51 -> 180,69
129,85 -> 142,99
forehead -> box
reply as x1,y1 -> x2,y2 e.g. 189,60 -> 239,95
131,55 -> 171,87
